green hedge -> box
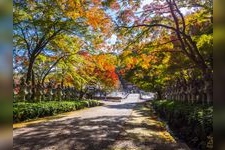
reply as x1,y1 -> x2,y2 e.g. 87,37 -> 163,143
13,100 -> 102,123
152,100 -> 213,150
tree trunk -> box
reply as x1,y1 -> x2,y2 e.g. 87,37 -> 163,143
157,90 -> 162,100
26,56 -> 35,84
31,69 -> 36,101
79,90 -> 84,100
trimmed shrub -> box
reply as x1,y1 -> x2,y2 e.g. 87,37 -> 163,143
13,100 -> 102,123
152,100 -> 213,150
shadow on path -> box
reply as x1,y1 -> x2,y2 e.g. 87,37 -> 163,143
14,115 -> 129,150
13,95 -> 188,150
108,102 -> 190,150
13,94 -> 140,150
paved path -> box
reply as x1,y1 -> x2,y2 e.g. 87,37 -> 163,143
13,94 -> 189,150
109,102 -> 189,150
13,94 -> 141,150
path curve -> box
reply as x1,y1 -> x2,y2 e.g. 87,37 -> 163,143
13,94 -> 141,150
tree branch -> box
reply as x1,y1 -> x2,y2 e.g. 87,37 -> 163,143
172,0 -> 186,32
41,55 -> 65,85
20,27 -> 31,56
117,23 -> 177,32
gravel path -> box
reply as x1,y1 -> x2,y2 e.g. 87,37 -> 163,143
13,94 -> 141,150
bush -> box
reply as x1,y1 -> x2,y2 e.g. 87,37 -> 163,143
13,100 -> 102,123
152,100 -> 213,150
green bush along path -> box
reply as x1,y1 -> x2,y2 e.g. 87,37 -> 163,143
13,100 -> 102,123
152,100 -> 213,149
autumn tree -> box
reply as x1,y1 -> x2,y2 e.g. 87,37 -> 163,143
91,53 -> 119,91
65,52 -> 119,99
13,0 -> 113,92
14,0 -> 84,84
103,0 -> 212,94
118,37 -> 173,98
106,0 -> 212,74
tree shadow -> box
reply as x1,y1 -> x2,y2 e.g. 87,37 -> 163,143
13,98 -> 143,150
13,115 -> 131,150
13,100 -> 188,150
108,102 -> 190,150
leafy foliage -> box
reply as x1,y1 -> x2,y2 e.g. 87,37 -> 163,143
152,100 -> 213,149
13,100 -> 102,123
110,0 -> 213,95
13,0 -> 114,84
13,0 -> 120,99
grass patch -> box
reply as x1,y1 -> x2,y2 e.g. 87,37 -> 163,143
13,100 -> 102,123
152,100 -> 213,150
